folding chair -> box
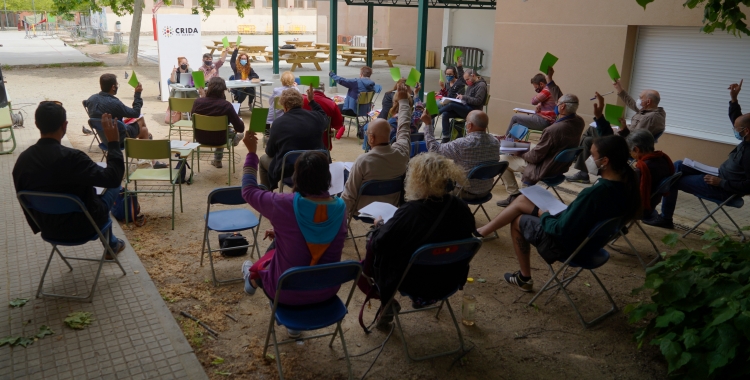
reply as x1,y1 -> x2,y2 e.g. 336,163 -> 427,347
344,91 -> 375,140
87,118 -> 127,162
200,186 -> 263,286
192,114 -> 235,185
0,102 -> 15,155
82,100 -> 101,153
683,193 -> 747,242
168,97 -> 197,140
538,147 -> 583,203
124,139 -> 184,230
449,118 -> 466,141
609,172 -> 683,269
16,191 -> 127,302
528,217 -> 622,328
372,84 -> 383,106
508,123 -> 529,141
380,238 -> 483,361
459,161 -> 509,240
347,177 -> 404,260
278,149 -> 330,193
263,261 -> 363,380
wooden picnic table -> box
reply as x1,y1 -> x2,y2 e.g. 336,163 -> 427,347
238,45 -> 268,61
276,48 -> 327,71
314,43 -> 349,58
341,47 -> 398,67
284,40 -> 314,48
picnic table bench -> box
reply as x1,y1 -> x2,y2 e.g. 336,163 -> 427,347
341,47 -> 398,67
315,43 -> 350,59
274,49 -> 327,71
284,40 -> 314,48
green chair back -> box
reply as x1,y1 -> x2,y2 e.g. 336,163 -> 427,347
125,139 -> 171,160
0,105 -> 12,128
169,97 -> 196,113
274,97 -> 283,110
193,114 -> 229,132
357,91 -> 374,105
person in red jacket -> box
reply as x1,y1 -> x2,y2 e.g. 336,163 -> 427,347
303,83 -> 344,150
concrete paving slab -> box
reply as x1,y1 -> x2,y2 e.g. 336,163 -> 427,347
0,30 -> 96,66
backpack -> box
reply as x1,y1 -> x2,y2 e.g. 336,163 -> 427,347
175,154 -> 191,184
218,232 -> 249,257
111,191 -> 146,226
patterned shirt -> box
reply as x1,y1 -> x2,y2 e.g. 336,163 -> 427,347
424,124 -> 500,196
198,59 -> 225,83
531,86 -> 556,122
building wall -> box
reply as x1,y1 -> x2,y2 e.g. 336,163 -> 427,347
448,9 -> 495,77
490,0 -> 738,166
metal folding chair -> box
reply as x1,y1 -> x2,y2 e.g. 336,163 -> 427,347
263,261 -> 363,380
82,100 -> 101,153
508,123 -> 529,141
459,161 -> 509,240
539,147 -> 583,203
16,191 -> 127,302
683,193 -> 747,242
347,177 -> 405,260
528,217 -> 622,328
380,238 -> 483,361
278,149 -> 330,193
201,186 -> 263,286
87,118 -> 128,162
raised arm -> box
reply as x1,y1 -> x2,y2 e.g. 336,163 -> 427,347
545,67 -> 562,103
329,72 -> 358,90
614,79 -> 638,112
391,86 -> 413,156
729,80 -> 743,125
71,113 -> 125,188
241,134 -> 282,220
421,112 -> 462,161
230,48 -> 239,73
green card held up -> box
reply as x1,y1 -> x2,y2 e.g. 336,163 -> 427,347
236,36 -> 241,46
440,68 -> 445,83
426,91 -> 439,116
250,108 -> 270,133
192,71 -> 205,89
406,68 -> 421,87
390,67 -> 401,82
128,71 -> 139,88
604,104 -> 625,126
539,52 -> 558,74
607,64 -> 621,81
299,76 -> 320,88
222,36 -> 229,48
453,49 -> 463,64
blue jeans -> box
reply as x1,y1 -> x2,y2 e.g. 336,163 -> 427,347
659,160 -> 734,220
100,186 -> 121,247
440,102 -> 473,138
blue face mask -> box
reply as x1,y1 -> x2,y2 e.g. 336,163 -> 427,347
445,75 -> 454,82
735,128 -> 747,140
554,105 -> 560,116
240,59 -> 248,65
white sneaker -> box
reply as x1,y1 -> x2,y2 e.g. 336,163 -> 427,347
242,260 -> 255,295
233,132 -> 244,147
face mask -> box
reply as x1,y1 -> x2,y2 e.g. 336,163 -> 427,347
735,128 -> 747,141
554,105 -> 560,116
240,59 -> 248,65
466,79 -> 474,86
635,99 -> 642,109
534,87 -> 542,93
180,64 -> 187,70
445,75 -> 454,82
204,61 -> 212,67
113,85 -> 119,95
585,156 -> 602,175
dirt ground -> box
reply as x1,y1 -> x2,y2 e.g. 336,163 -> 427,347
4,47 -> 703,379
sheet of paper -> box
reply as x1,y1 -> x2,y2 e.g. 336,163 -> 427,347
520,185 -> 568,216
390,67 -> 401,82
453,48 -> 463,64
607,64 -> 620,81
406,68 -> 421,88
683,158 -> 719,176
250,108 -> 269,133
425,91 -> 439,116
329,162 -> 346,195
232,102 -> 240,114
170,140 -> 189,148
513,108 -> 536,114
539,52 -> 558,74
222,36 -> 229,48
358,202 -> 398,224
94,162 -> 107,195
604,104 -> 625,126
192,71 -> 205,89
236,36 -> 241,46
343,162 -> 354,172
500,140 -> 531,148
442,97 -> 462,103
299,76 -> 320,88
128,71 -> 138,88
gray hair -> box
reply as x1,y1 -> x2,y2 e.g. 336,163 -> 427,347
626,129 -> 655,153
558,94 -> 579,114
465,68 -> 475,76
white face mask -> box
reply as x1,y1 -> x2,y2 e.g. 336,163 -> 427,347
585,156 -> 603,175
635,99 -> 642,109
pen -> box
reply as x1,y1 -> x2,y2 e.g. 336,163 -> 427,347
590,91 -> 615,101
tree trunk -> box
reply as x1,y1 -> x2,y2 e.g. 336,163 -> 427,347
125,0 -> 143,66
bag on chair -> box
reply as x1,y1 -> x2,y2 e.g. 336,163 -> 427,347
218,232 -> 249,257
111,191 -> 146,226
165,106 -> 182,124
175,154 -> 191,184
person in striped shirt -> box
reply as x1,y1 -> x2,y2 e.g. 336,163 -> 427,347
505,67 -> 562,134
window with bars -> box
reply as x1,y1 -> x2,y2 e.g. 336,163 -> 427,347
308,0 -> 316,7
173,0 -> 184,6
294,0 -> 304,7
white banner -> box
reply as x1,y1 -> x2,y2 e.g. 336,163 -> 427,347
157,14 -> 203,102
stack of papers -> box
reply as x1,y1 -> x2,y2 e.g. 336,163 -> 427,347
683,158 -> 719,176
513,108 -> 536,114
329,162 -> 346,195
500,140 -> 531,153
442,97 -> 462,103
232,102 -> 240,114
358,202 -> 398,223
520,186 -> 568,216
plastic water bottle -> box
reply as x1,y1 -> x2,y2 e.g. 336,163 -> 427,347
461,278 -> 476,326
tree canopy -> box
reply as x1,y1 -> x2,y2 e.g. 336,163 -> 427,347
2,0 -> 57,12
637,0 -> 750,36
49,0 -> 255,19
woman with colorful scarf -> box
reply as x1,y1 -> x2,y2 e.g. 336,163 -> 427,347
626,129 -> 674,220
229,47 -> 260,110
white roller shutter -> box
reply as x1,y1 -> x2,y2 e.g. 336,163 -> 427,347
629,26 -> 750,144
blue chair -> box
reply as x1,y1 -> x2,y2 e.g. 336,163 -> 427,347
16,191 -> 127,302
527,217 -> 622,328
344,91 -> 376,140
507,123 -> 529,141
201,186 -> 263,286
683,193 -> 747,242
263,261 -> 363,380
381,238 -> 483,361
278,149 -> 331,193
459,161 -> 509,240
347,177 -> 405,260
87,118 -> 128,162
538,147 -> 583,203
409,141 -> 428,157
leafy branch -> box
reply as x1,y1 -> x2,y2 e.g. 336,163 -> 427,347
637,0 -> 750,37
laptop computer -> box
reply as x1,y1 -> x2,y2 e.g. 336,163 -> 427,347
180,72 -> 193,87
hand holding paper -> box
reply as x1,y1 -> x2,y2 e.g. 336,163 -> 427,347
236,36 -> 241,46
607,64 -> 621,81
425,91 -> 439,116
604,104 -> 625,126
127,71 -> 139,88
222,36 -> 230,49
192,71 -> 205,89
453,49 -> 463,65
390,67 -> 401,82
406,68 -> 421,88
249,108 -> 269,133
299,76 -> 320,88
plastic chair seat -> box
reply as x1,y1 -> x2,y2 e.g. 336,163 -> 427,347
173,120 -> 193,128
198,143 -> 228,149
568,248 -> 610,270
42,220 -> 113,246
274,296 -> 347,331
205,209 -> 260,232
129,168 -> 181,182
541,174 -> 565,188
697,194 -> 744,208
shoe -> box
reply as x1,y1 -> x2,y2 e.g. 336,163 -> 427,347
287,328 -> 302,339
232,132 -> 244,147
642,214 -> 674,229
565,171 -> 591,184
152,161 -> 167,169
148,133 -> 153,140
504,271 -> 534,292
82,126 -> 93,135
496,193 -> 520,207
242,260 -> 256,295
211,160 -> 223,169
106,239 -> 125,260
441,137 -> 450,144
376,299 -> 401,329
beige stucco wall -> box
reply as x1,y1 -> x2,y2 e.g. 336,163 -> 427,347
490,0 -> 738,166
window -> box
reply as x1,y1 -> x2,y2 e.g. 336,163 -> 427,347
263,0 -> 271,7
229,0 -> 236,6
294,0 -> 304,8
307,0 -> 316,7
173,0 -> 184,6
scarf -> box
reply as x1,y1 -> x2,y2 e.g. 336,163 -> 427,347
236,57 -> 251,80
292,193 -> 346,265
635,151 -> 674,211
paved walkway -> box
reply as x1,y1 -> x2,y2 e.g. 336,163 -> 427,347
0,30 -> 96,66
0,126 -> 206,379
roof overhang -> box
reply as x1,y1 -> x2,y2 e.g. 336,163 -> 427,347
343,0 -> 496,9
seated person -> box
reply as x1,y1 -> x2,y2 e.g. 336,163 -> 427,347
567,80 -> 666,183
198,50 -> 227,83
302,83 -> 344,149
265,71 -> 299,127
566,91 -> 618,184
422,110 -> 500,200
342,84 -> 413,218
329,66 -> 376,120
261,87 -> 328,190
496,94 -> 586,207
169,56 -> 193,85
645,81 -> 750,229
13,104 -> 126,256
240,139 -> 346,338
229,47 -> 260,110
439,68 -> 487,143
192,77 -> 245,169
505,67 -> 561,134
477,135 -> 640,291
365,80 -> 421,151
367,153 -> 477,323
438,57 -> 466,100
86,73 -> 151,142
626,129 -> 674,221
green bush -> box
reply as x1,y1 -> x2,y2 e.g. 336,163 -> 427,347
108,44 -> 127,54
625,230 -> 750,379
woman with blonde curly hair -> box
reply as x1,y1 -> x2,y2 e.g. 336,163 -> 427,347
229,47 -> 260,110
266,71 -> 299,125
365,152 -> 478,326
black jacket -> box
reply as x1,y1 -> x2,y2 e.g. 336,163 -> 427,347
721,101 -> 750,194
86,91 -> 142,121
230,48 -> 260,95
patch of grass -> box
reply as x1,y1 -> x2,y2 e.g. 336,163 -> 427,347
108,44 -> 127,54
86,38 -> 97,44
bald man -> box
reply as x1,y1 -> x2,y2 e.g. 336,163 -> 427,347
342,85 -> 412,217
422,110 -> 500,200
567,79 -> 667,183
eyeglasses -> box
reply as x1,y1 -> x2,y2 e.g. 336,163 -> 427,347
40,100 -> 63,106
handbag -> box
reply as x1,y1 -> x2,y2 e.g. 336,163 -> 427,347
165,106 -> 182,124
111,191 -> 146,227
175,154 -> 191,184
218,232 -> 249,257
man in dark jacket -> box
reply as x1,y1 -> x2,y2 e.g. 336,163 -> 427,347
13,103 -> 126,254
439,68 -> 487,142
260,86 -> 328,189
86,73 -> 151,142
